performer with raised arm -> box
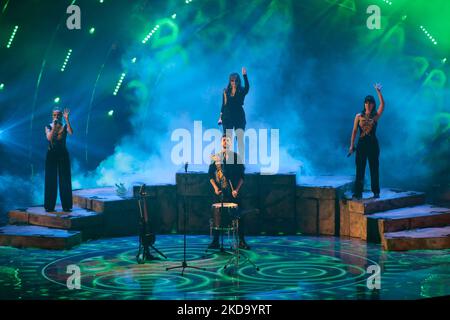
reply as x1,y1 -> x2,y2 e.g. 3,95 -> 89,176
208,134 -> 250,250
217,67 -> 250,159
348,84 -> 385,199
44,108 -> 73,212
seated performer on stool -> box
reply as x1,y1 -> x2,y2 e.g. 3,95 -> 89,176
44,108 -> 73,212
208,134 -> 250,250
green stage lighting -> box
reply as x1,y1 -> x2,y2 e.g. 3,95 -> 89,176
108,110 -> 114,116
6,25 -> 18,48
113,73 -> 126,96
61,49 -> 73,72
0,83 -> 4,91
142,25 -> 160,44
89,27 -> 95,35
54,97 -> 61,104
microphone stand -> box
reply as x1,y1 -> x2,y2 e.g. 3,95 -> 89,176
166,170 -> 205,276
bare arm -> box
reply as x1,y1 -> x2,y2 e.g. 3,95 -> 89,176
242,67 -> 249,95
349,114 -> 359,154
373,83 -> 384,122
218,90 -> 226,125
66,118 -> 73,135
45,126 -> 56,142
210,179 -> 221,195
64,108 -> 73,135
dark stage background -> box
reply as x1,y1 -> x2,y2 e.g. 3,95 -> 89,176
0,0 -> 449,225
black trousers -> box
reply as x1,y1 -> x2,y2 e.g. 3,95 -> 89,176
212,189 -> 246,241
44,148 -> 73,211
354,137 -> 380,196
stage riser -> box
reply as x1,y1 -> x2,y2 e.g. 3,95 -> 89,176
8,207 -> 105,239
260,187 -> 295,220
340,189 -> 427,238
72,188 -> 139,236
0,226 -> 82,250
0,236 -> 80,250
9,210 -> 103,231
296,177 -> 353,236
135,173 -> 300,235
365,207 -> 450,243
383,238 -> 450,251
4,174 -> 448,251
133,174 -> 352,236
347,191 -> 426,215
339,190 -> 450,250
367,213 -> 450,242
382,226 -> 450,251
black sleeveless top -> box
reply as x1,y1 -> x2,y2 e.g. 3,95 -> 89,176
358,113 -> 377,140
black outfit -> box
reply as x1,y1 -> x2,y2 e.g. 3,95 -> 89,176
44,123 -> 73,211
208,151 -> 248,248
354,114 -> 380,197
221,74 -> 249,133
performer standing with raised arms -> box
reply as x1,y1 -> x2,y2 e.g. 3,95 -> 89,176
218,67 -> 250,159
348,84 -> 385,199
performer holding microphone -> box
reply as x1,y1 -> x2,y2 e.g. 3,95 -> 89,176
348,84 -> 385,199
44,108 -> 73,212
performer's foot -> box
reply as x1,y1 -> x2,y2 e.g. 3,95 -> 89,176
63,208 -> 72,212
238,240 -> 251,250
352,194 -> 362,200
208,241 -> 220,249
373,193 -> 380,199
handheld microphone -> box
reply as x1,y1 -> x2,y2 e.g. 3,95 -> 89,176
347,147 -> 356,157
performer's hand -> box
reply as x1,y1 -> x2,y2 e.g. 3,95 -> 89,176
242,67 -> 247,75
374,83 -> 382,91
63,108 -> 70,121
232,190 -> 238,198
348,146 -> 354,156
218,118 -> 222,125
214,187 -> 222,196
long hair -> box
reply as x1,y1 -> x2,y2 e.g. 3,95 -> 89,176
225,72 -> 243,95
361,95 -> 377,118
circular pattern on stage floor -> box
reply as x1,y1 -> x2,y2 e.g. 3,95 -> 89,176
38,235 -> 380,299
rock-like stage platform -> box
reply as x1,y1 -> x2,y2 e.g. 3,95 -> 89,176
1,173 -> 449,251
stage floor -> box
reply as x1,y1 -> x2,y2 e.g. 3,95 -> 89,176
0,235 -> 449,300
